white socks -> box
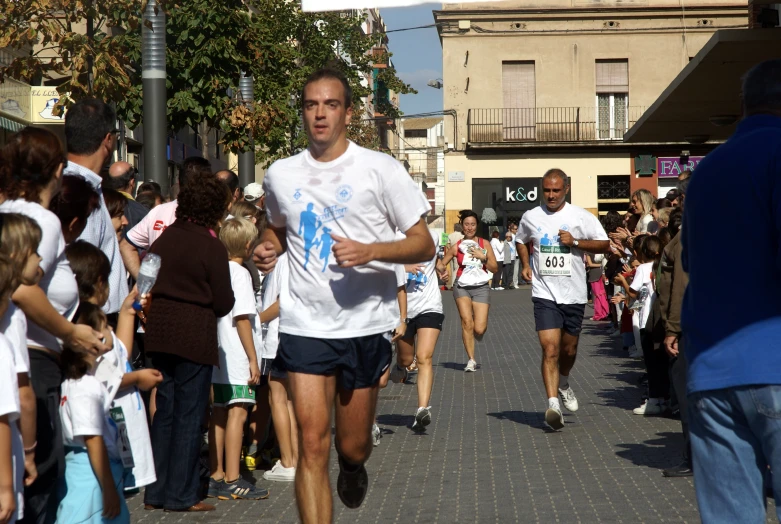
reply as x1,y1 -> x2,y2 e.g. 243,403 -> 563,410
548,397 -> 560,410
560,374 -> 570,390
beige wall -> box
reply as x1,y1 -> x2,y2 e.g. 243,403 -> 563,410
443,1 -> 746,10
437,4 -> 747,144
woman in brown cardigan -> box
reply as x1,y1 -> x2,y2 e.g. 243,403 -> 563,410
143,174 -> 234,513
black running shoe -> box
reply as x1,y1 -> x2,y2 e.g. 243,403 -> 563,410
337,455 -> 368,509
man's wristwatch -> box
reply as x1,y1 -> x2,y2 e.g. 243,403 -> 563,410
573,240 -> 580,247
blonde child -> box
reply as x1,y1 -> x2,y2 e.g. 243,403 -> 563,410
0,214 -> 44,498
57,304 -> 129,523
0,253 -> 24,524
207,218 -> 267,501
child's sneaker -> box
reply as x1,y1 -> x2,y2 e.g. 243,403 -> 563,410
218,478 -> 269,500
206,477 -> 223,498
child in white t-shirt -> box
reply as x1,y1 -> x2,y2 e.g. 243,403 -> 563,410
0,213 -> 44,506
0,255 -> 25,524
208,218 -> 266,501
57,304 -> 129,524
66,242 -> 163,491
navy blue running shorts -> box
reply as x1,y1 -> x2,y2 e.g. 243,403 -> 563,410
272,333 -> 392,390
532,297 -> 586,336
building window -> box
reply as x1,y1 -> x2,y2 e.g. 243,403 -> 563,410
595,59 -> 628,140
404,129 -> 427,138
502,61 -> 536,141
597,175 -> 631,216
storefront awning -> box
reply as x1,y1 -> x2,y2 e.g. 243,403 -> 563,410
624,29 -> 781,144
0,116 -> 25,133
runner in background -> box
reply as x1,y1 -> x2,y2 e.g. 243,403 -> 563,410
437,210 -> 498,372
515,169 -> 609,430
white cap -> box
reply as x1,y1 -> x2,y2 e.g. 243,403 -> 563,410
244,182 -> 264,202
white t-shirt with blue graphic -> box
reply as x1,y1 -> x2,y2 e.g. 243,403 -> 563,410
516,203 -> 608,305
263,141 -> 431,339
398,229 -> 443,318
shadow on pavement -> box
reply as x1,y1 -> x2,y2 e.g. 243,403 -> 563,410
377,413 -> 414,427
487,410 -> 569,433
615,431 -> 685,470
438,361 -> 470,371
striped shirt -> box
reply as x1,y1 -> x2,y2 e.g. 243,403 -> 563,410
63,162 -> 129,314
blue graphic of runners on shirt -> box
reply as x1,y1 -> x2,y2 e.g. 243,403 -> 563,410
406,270 -> 428,292
299,203 -> 322,270
540,232 -> 561,246
317,227 -> 335,272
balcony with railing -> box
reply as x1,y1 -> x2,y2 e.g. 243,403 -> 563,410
467,106 -> 647,145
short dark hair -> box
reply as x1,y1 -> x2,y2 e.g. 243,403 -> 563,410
64,99 -> 116,155
655,198 -> 672,210
601,210 -> 623,234
176,174 -> 231,229
102,187 -> 127,219
668,207 -> 683,236
302,68 -> 353,108
179,156 -> 212,189
136,191 -> 161,211
104,164 -> 135,191
742,59 -> 781,114
62,303 -> 106,379
137,181 -> 162,195
216,170 -> 239,193
642,235 -> 662,262
49,175 -> 100,230
543,168 -> 569,186
65,241 -> 110,303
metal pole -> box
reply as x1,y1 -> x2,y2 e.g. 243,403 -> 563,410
238,72 -> 255,188
142,0 -> 169,195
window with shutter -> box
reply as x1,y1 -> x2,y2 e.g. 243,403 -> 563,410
502,61 -> 536,141
595,60 -> 629,139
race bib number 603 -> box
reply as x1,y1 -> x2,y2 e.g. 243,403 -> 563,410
539,245 -> 572,276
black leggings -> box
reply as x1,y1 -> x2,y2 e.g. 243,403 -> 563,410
502,261 -> 514,288
641,329 -> 670,399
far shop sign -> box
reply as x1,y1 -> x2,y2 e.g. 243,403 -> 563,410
657,156 -> 704,178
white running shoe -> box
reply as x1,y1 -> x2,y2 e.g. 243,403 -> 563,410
558,387 -> 579,412
411,406 -> 432,431
464,359 -> 477,372
496,287 -> 505,291
633,398 -> 666,415
389,363 -> 408,384
628,346 -> 643,358
263,461 -> 296,482
372,423 -> 382,446
545,405 -> 564,430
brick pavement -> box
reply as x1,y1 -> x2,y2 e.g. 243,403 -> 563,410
129,288 -> 701,523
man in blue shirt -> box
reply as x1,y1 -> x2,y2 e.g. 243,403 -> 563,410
682,59 -> 781,522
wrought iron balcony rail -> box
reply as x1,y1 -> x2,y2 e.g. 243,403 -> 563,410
467,107 -> 646,144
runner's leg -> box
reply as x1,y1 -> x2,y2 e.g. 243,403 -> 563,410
288,371 -> 337,524
414,328 -> 440,408
455,296 -> 476,360
538,329 -> 562,398
269,377 -> 296,469
396,337 -> 416,368
334,383 -> 380,465
559,331 -> 580,377
472,302 -> 489,339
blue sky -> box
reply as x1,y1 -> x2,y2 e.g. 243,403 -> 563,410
381,3 -> 443,115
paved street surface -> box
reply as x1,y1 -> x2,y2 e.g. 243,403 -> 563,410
130,287 -> 701,523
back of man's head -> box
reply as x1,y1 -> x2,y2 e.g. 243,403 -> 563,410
65,99 -> 116,156
104,162 -> 135,192
742,60 -> 781,116
216,170 -> 239,194
179,157 -> 212,189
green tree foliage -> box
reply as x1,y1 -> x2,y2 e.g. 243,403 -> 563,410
0,0 -> 415,164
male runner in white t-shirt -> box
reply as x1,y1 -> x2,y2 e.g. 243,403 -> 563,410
253,68 -> 434,523
515,169 -> 609,431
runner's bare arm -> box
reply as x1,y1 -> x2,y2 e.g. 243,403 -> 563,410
331,218 -> 435,267
516,242 -> 532,281
436,243 -> 459,275
253,225 -> 287,273
119,238 -> 141,280
558,230 -> 610,254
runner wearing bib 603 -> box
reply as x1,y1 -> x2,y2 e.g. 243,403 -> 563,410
515,169 -> 609,431
437,210 -> 498,372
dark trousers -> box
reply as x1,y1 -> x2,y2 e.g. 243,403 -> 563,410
502,261 -> 513,288
492,262 -> 504,288
20,351 -> 64,524
641,329 -> 669,399
144,352 -> 212,510
670,344 -> 691,464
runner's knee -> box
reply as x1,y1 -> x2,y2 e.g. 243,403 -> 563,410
335,435 -> 372,464
461,317 -> 474,332
474,324 -> 487,336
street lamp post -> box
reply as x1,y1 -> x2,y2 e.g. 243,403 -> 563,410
238,72 -> 255,188
142,0 -> 169,195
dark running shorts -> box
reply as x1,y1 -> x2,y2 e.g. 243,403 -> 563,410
403,311 -> 445,341
261,357 -> 286,381
532,297 -> 586,336
272,333 -> 392,390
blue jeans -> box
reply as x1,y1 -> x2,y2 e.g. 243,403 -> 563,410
689,386 -> 781,523
143,353 -> 212,510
